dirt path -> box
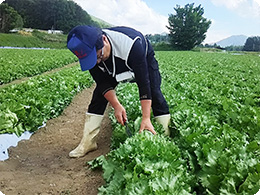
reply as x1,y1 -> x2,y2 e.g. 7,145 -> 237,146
0,85 -> 112,195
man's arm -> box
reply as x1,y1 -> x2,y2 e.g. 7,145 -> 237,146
140,99 -> 156,134
104,89 -> 127,125
128,40 -> 156,134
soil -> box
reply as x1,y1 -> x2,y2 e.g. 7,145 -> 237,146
0,84 -> 112,195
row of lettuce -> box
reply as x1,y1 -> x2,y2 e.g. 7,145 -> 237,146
0,49 -> 78,84
0,49 -> 93,135
89,52 -> 260,194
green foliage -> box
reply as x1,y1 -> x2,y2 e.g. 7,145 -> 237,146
91,132 -> 194,195
225,45 -> 243,51
167,3 -> 211,50
151,42 -> 173,51
0,3 -> 23,33
90,15 -> 112,29
0,65 -> 93,135
0,49 -> 77,84
3,0 -> 99,33
160,51 -> 260,194
31,30 -> 67,44
0,31 -> 67,48
89,51 -> 260,194
243,36 -> 260,52
146,34 -> 169,44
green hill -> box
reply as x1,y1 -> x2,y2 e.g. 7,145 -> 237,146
90,15 -> 113,28
0,15 -> 112,49
0,30 -> 67,49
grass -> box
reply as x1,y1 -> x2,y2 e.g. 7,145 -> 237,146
0,30 -> 67,49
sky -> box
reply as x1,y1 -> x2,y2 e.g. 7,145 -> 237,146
1,0 -> 259,44
73,0 -> 260,44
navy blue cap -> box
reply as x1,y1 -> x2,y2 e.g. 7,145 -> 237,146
67,25 -> 103,71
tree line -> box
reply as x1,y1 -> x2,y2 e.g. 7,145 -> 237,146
243,36 -> 260,52
1,1 -> 259,51
0,0 -> 101,34
0,2 -> 212,50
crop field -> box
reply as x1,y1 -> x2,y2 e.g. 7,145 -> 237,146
1,49 -> 260,194
92,51 -> 260,194
0,49 -> 77,84
0,49 -> 93,135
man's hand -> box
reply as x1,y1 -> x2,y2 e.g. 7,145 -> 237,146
139,99 -> 156,134
139,117 -> 156,135
104,90 -> 127,125
114,104 -> 127,125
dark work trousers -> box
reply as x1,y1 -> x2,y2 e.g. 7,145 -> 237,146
88,57 -> 170,117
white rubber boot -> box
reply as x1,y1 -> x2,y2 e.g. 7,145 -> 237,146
155,114 -> 171,136
69,113 -> 103,158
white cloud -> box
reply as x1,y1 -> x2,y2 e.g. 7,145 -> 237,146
204,29 -> 231,44
210,0 -> 245,9
202,18 -> 229,43
255,0 -> 260,5
74,0 -> 168,35
210,0 -> 260,17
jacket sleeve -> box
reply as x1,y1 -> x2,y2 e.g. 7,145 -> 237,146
89,65 -> 118,96
128,39 -> 151,100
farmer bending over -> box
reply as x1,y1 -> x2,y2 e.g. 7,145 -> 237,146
67,25 -> 170,158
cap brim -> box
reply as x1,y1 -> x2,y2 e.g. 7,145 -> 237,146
79,48 -> 97,71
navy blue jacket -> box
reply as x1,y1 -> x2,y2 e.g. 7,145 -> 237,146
89,26 -> 156,100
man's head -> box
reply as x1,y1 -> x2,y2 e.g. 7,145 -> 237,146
67,25 -> 104,71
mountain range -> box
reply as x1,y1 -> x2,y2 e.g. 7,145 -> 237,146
215,35 -> 248,47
